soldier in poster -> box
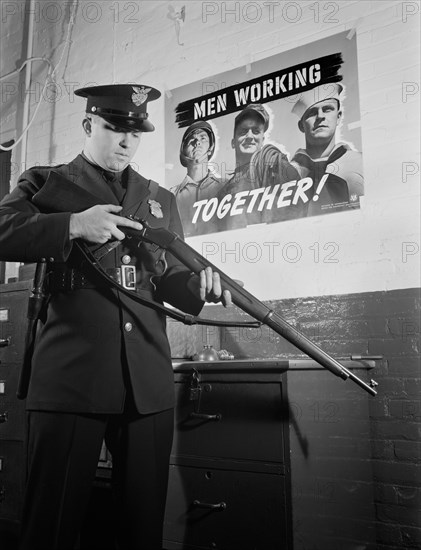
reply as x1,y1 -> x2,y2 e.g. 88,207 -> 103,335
170,120 -> 225,236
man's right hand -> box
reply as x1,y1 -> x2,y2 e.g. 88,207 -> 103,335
69,204 -> 143,244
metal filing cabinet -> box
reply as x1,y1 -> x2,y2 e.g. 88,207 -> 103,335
0,281 -> 31,538
163,361 -> 292,550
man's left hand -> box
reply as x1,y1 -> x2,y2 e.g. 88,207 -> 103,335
188,267 -> 233,307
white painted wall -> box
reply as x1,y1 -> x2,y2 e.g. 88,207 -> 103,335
1,0 -> 419,299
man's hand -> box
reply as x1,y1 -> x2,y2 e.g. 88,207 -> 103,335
188,266 -> 238,307
69,205 -> 143,244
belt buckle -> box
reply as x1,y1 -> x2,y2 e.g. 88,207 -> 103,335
120,265 -> 136,290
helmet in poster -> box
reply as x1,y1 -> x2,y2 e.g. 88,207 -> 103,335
179,120 -> 216,167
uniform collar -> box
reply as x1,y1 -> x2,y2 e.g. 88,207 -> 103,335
178,170 -> 217,192
178,174 -> 197,191
81,152 -> 125,185
293,142 -> 350,163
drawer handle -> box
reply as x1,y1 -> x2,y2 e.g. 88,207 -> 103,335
0,486 -> 4,503
192,500 -> 226,511
0,412 -> 8,423
189,412 -> 222,421
0,338 -> 10,348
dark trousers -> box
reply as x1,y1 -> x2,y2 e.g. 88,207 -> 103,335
19,407 -> 174,550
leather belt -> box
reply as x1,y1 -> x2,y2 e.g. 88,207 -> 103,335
48,265 -> 137,292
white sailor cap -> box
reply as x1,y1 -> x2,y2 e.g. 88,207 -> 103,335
292,83 -> 343,120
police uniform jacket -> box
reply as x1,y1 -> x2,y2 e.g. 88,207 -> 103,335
0,154 -> 203,414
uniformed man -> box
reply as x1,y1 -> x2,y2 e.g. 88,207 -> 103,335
0,84 -> 232,550
170,120 -> 225,237
220,103 -> 299,230
290,83 -> 364,216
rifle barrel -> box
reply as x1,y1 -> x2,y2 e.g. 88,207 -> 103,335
139,226 -> 377,396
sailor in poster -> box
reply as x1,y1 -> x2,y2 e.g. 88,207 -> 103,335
290,83 -> 364,216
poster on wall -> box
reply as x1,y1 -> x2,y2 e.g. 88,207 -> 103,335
165,31 -> 363,237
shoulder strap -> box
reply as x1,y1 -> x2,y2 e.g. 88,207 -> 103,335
148,179 -> 159,201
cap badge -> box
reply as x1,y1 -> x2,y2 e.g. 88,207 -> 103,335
148,199 -> 163,218
132,86 -> 151,106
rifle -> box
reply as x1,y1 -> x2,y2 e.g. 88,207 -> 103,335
31,171 -> 378,396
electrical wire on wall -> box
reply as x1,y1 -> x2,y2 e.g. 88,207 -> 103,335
0,0 -> 79,152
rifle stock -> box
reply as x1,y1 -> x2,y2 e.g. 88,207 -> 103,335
32,171 -> 378,396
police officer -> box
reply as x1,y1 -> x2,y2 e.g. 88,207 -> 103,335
0,84 -> 232,550
170,120 -> 225,237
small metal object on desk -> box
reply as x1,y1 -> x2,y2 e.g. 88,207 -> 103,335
191,346 -> 235,361
217,349 -> 234,360
192,345 -> 219,361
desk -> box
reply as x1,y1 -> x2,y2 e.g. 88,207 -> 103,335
164,359 -> 375,550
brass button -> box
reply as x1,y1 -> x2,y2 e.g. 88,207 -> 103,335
124,322 -> 133,332
121,255 -> 131,265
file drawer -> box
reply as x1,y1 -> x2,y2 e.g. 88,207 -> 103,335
173,371 -> 287,465
164,464 -> 288,550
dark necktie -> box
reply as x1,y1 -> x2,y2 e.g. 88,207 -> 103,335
103,171 -> 126,203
